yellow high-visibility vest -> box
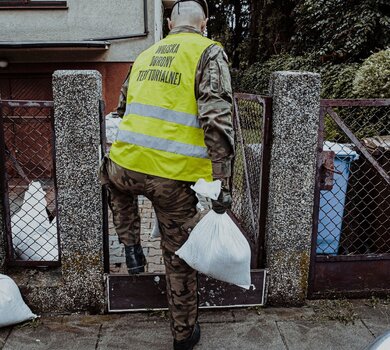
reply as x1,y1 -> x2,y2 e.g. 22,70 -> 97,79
110,32 -> 220,182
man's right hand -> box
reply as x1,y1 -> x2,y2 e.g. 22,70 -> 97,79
211,187 -> 232,214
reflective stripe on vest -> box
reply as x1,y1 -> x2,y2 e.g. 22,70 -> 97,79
116,129 -> 209,159
110,33 -> 220,182
125,102 -> 200,128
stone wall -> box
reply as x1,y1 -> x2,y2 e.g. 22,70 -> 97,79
6,71 -> 106,314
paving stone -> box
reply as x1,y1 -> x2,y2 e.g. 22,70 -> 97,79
362,318 -> 390,338
198,321 -> 285,350
4,316 -> 100,350
233,305 -> 315,322
352,300 -> 390,321
277,319 -> 374,350
0,326 -> 12,349
97,314 -> 170,350
198,309 -> 235,323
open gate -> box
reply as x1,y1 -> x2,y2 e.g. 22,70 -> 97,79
105,94 -> 271,311
309,99 -> 390,298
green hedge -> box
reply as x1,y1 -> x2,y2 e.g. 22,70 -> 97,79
233,51 -> 390,142
353,49 -> 390,98
233,54 -> 360,99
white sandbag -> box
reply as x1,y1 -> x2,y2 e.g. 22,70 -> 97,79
0,274 -> 37,328
176,210 -> 251,289
11,181 -> 58,261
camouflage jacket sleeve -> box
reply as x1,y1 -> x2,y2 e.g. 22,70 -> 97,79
195,44 -> 235,180
116,71 -> 130,118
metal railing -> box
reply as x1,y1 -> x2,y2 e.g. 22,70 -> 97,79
232,93 -> 272,268
0,100 -> 60,266
316,99 -> 390,257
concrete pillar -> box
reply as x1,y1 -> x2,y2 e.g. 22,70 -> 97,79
53,70 -> 105,312
266,71 -> 321,305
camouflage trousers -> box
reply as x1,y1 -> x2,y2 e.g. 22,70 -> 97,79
100,156 -> 199,341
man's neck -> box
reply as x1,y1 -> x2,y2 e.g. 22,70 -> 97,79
169,25 -> 202,35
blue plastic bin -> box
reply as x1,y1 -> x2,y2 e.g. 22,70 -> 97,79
317,142 -> 359,255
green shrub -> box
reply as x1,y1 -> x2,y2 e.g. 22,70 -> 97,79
233,54 -> 360,99
321,63 -> 360,99
233,54 -> 318,95
353,49 -> 390,98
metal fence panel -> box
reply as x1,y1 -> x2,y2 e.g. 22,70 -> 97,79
0,100 -> 60,266
232,93 -> 271,268
317,100 -> 390,257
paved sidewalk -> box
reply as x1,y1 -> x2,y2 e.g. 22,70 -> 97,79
0,299 -> 389,350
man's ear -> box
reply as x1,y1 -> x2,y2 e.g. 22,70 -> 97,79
201,18 -> 209,33
167,18 -> 173,30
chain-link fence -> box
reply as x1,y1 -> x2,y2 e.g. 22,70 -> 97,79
0,100 -> 59,266
232,93 -> 271,268
317,100 -> 390,256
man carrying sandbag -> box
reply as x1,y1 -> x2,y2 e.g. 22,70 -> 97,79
100,1 -> 234,348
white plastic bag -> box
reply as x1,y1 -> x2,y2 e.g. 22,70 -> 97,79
176,210 -> 252,289
0,274 -> 37,327
190,178 -> 221,200
190,178 -> 220,212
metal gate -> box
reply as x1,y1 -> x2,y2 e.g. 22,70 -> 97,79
309,99 -> 390,298
106,94 -> 271,311
0,100 -> 60,267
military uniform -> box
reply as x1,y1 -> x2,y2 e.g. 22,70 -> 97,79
100,25 -> 234,342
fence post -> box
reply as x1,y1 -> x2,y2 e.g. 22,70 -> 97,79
265,71 -> 321,305
53,70 -> 105,312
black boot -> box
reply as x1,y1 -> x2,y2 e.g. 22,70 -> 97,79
124,244 -> 146,274
173,323 -> 201,350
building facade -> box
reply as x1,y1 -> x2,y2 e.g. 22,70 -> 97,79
0,0 -> 166,112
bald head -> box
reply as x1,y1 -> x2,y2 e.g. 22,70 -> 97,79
168,1 -> 208,32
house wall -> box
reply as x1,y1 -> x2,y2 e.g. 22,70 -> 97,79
0,0 -> 163,63
0,0 -> 166,111
0,62 -> 131,113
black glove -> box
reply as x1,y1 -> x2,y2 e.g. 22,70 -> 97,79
212,188 -> 232,214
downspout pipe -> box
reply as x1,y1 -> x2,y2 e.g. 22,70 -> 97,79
86,0 -> 149,41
